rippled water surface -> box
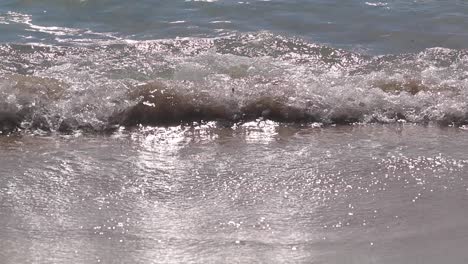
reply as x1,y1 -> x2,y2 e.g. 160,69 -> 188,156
1,0 -> 468,263
1,125 -> 468,263
2,0 -> 468,53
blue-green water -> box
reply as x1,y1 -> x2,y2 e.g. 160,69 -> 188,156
2,0 -> 468,53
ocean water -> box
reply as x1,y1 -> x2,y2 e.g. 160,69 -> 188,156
1,0 -> 468,263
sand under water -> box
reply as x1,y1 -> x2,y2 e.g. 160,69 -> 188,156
1,0 -> 468,263
1,124 -> 467,263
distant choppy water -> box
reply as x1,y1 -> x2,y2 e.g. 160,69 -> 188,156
1,0 -> 468,53
1,1 -> 468,263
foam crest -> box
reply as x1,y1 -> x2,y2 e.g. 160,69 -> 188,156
0,33 -> 468,134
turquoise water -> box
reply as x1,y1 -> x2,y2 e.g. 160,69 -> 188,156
1,0 -> 468,53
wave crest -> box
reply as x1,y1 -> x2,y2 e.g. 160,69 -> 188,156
1,34 -> 468,134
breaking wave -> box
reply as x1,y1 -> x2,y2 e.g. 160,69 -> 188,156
1,33 -> 468,134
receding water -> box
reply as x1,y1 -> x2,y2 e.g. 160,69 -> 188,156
1,0 -> 468,263
1,125 -> 468,263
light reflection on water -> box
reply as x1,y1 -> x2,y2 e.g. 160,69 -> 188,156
241,120 -> 278,144
0,124 -> 467,263
2,0 -> 468,53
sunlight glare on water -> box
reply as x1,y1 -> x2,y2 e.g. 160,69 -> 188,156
1,0 -> 468,263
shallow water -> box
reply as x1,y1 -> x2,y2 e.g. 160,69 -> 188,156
1,124 -> 467,263
1,0 -> 468,263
